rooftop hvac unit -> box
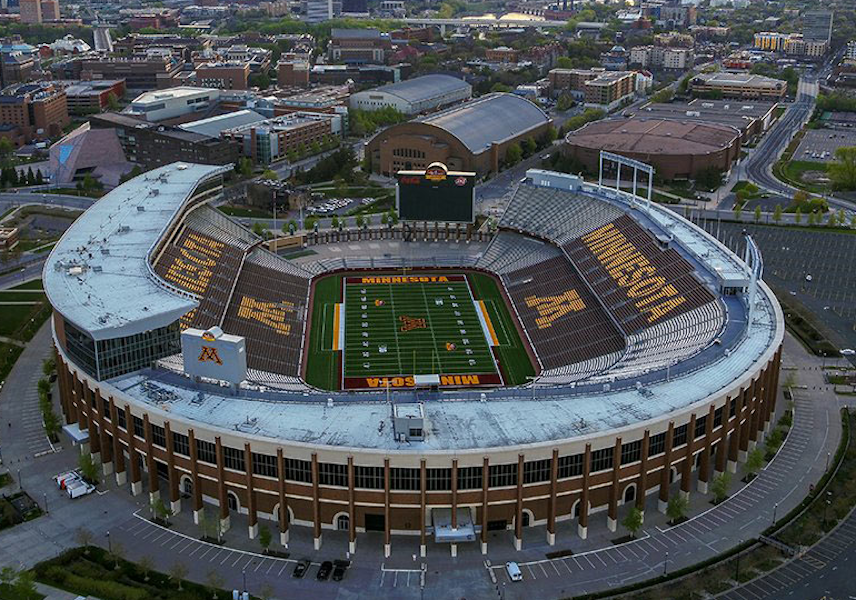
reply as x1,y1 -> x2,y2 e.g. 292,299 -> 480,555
137,205 -> 145,211
327,398 -> 334,408
117,225 -> 130,233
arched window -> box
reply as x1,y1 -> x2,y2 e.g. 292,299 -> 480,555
624,484 -> 636,504
227,491 -> 239,512
337,514 -> 350,531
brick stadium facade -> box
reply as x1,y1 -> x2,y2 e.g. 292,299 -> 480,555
54,340 -> 780,551
47,163 -> 783,556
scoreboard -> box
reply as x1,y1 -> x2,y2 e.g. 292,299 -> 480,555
396,162 -> 475,223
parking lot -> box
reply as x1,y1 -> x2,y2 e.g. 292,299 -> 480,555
712,223 -> 856,353
307,197 -> 374,216
794,128 -> 856,163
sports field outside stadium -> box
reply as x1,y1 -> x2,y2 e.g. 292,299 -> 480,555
304,271 -> 535,391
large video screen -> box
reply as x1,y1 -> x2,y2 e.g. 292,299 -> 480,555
396,163 -> 475,223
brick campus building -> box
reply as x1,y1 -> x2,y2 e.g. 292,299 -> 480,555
47,163 -> 783,556
366,93 -> 553,177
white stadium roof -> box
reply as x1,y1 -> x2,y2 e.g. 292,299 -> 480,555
43,163 -> 229,341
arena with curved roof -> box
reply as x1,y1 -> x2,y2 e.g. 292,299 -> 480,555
46,162 -> 782,556
366,92 -> 553,176
564,118 -> 742,180
348,74 -> 472,115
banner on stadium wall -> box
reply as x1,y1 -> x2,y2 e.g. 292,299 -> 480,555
181,326 -> 247,385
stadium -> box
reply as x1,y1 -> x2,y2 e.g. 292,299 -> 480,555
45,159 -> 783,557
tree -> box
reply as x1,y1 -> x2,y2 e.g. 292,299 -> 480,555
153,497 -> 172,525
235,157 -> 253,178
808,211 -> 817,226
505,143 -> 522,166
710,472 -> 731,504
795,207 -> 802,224
355,214 -> 365,229
828,146 -> 856,191
381,212 -> 388,226
260,169 -> 278,180
556,93 -> 575,112
388,208 -> 399,225
106,92 -> 120,111
110,541 -> 126,570
138,555 -> 154,582
753,205 -> 761,223
666,494 -> 688,524
169,562 -> 189,590
304,216 -> 317,232
733,204 -> 742,221
42,357 -> 55,377
75,528 -> 94,553
206,569 -> 225,599
258,524 -> 272,554
78,452 -> 99,485
744,448 -> 764,480
622,506 -> 643,539
283,219 -> 297,235
251,222 -> 266,238
12,570 -> 36,597
522,137 -> 537,158
828,212 -> 838,227
773,204 -> 782,225
330,215 -> 340,230
0,137 -> 13,163
26,166 -> 34,186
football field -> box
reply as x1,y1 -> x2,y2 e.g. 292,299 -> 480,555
303,271 -> 536,391
341,274 -> 499,388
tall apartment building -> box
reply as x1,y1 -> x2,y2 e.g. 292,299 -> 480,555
0,83 -> 69,146
847,41 -> 856,61
548,68 -> 600,95
804,11 -> 833,44
304,0 -> 333,23
40,0 -> 58,20
630,46 -> 693,70
20,0 -> 59,23
754,32 -> 788,52
755,31 -> 828,57
583,71 -> 636,110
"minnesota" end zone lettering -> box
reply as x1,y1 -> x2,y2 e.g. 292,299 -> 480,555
360,276 -> 450,284
582,223 -> 687,323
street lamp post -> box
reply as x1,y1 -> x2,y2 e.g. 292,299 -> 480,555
107,530 -> 111,554
663,551 -> 668,576
242,567 -> 247,593
43,492 -> 48,514
772,502 -> 777,525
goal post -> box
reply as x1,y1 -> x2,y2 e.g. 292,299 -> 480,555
598,151 -> 655,213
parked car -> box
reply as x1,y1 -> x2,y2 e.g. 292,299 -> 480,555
54,469 -> 81,490
332,559 -> 350,582
316,561 -> 333,581
292,559 -> 310,578
66,479 -> 95,499
506,561 -> 523,582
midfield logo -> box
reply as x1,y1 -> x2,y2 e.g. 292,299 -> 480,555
399,315 -> 427,332
198,346 -> 223,365
524,289 -> 586,329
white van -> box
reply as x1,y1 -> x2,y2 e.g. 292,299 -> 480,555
505,561 -> 523,582
66,479 -> 95,499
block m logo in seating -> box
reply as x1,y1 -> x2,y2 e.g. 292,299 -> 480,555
236,296 -> 294,335
524,289 -> 586,329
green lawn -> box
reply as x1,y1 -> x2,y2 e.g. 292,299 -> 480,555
0,280 -> 50,342
774,160 -> 828,194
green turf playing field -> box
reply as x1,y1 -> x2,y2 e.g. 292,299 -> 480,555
304,271 -> 535,391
